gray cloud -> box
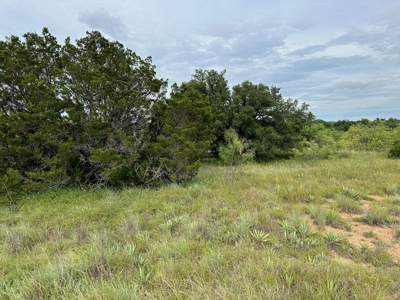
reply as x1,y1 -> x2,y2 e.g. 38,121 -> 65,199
333,80 -> 379,91
1,0 -> 399,120
287,45 -> 327,57
78,8 -> 128,40
289,18 -> 315,31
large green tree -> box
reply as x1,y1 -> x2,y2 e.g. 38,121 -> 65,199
60,31 -> 167,186
1,28 -> 209,194
230,81 -> 314,160
189,69 -> 231,156
140,83 -> 213,185
0,28 -> 70,191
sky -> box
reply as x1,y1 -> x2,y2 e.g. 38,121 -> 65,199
1,0 -> 399,121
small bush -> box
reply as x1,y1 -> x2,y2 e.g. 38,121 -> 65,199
388,140 -> 400,159
337,151 -> 351,159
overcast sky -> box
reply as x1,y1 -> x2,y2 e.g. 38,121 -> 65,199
1,0 -> 399,120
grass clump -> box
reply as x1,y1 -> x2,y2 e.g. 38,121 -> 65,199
340,186 -> 359,199
335,195 -> 362,214
363,209 -> 396,227
308,205 -> 350,230
384,184 -> 400,196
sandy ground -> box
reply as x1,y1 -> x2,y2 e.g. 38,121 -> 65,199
307,195 -> 400,263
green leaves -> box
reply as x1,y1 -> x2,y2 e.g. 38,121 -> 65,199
219,129 -> 254,183
0,29 -> 172,192
340,121 -> 394,151
144,83 -> 213,185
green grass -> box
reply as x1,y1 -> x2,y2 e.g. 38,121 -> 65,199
1,151 -> 400,299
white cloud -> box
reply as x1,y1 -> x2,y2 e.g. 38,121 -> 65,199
78,8 -> 128,40
0,0 -> 399,120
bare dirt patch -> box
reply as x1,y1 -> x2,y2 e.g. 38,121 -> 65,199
326,197 -> 400,262
369,195 -> 386,202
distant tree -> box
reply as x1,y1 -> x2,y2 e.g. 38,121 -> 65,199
357,118 -> 370,126
333,120 -> 357,131
388,140 -> 400,159
385,118 -> 400,129
315,119 -> 334,129
340,121 -> 393,151
294,123 -> 337,159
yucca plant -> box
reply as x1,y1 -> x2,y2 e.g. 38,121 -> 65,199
249,229 -> 271,243
324,231 -> 345,247
341,186 -> 359,199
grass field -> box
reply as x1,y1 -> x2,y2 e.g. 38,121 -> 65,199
1,151 -> 400,299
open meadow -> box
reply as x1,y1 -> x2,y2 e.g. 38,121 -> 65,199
1,151 -> 400,299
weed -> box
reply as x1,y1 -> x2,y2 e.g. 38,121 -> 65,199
388,195 -> 400,205
120,216 -> 140,237
285,274 -> 294,288
46,226 -> 65,242
341,187 -> 359,199
327,281 -> 338,295
387,204 -> 400,216
364,209 -> 395,226
385,184 -> 400,196
337,152 -> 351,159
395,228 -> 400,239
308,205 -> 326,228
373,240 -> 388,251
4,223 -> 41,254
360,242 -> 373,253
296,222 -> 309,237
364,211 -> 379,225
326,210 -> 349,230
249,229 -> 271,243
363,231 -> 376,238
324,231 -> 346,247
74,223 -> 89,242
335,196 -> 362,213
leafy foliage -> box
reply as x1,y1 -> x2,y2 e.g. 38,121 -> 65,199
388,140 -> 400,159
189,69 -> 231,156
0,28 -> 211,193
219,129 -> 253,182
142,83 -> 213,185
340,121 -> 394,151
230,81 -> 314,160
294,123 -> 337,159
190,70 -> 315,161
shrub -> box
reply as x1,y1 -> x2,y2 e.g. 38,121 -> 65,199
388,140 -> 400,159
340,121 -> 394,151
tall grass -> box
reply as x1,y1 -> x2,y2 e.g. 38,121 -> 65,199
0,151 -> 399,299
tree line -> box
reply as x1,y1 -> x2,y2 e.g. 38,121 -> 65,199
1,28 -> 398,195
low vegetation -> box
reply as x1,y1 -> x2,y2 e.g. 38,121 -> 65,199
1,151 -> 400,299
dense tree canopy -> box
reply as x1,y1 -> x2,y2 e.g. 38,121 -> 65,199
189,70 -> 315,161
7,28 -> 387,196
0,28 -> 210,194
